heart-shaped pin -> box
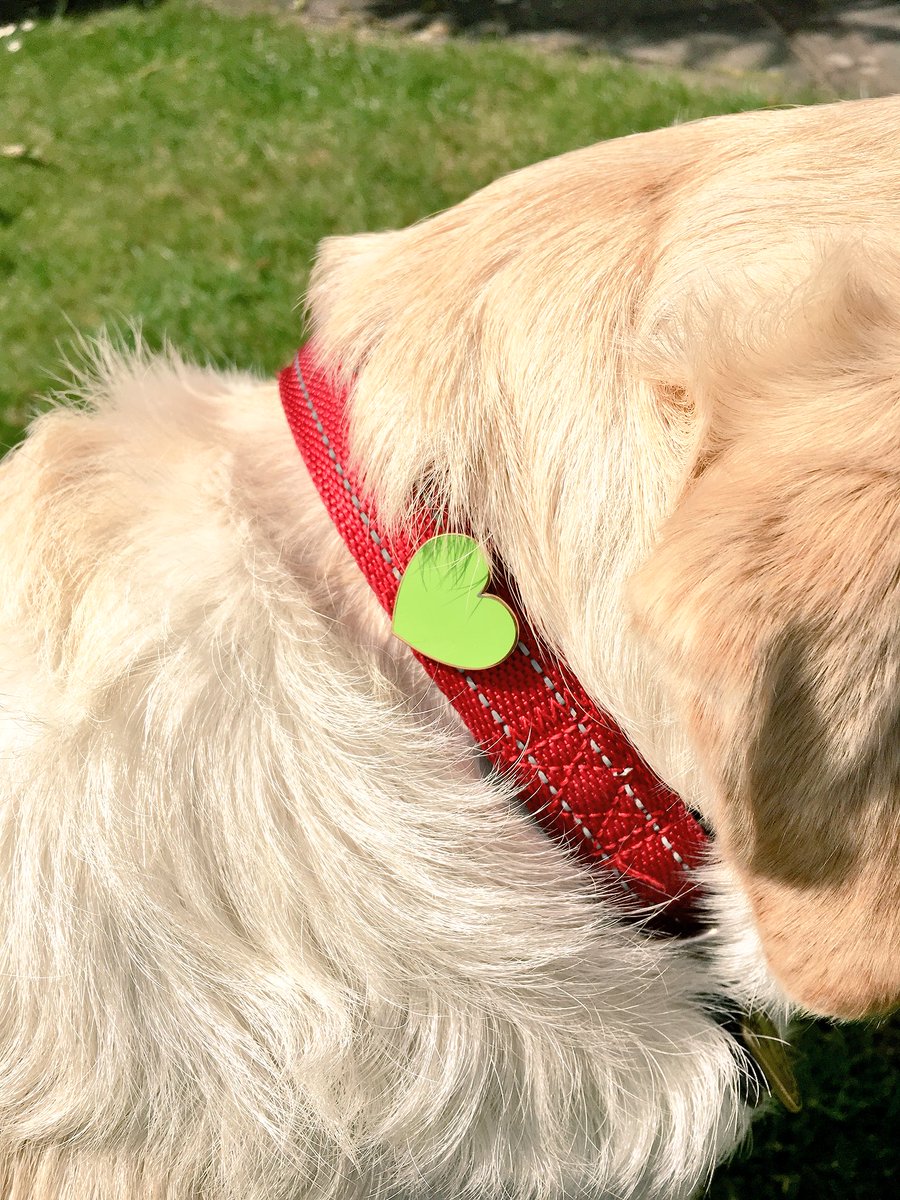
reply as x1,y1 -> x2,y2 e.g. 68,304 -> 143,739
391,534 -> 519,670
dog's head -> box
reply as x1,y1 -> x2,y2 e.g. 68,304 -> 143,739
309,99 -> 900,1020
630,244 -> 900,1020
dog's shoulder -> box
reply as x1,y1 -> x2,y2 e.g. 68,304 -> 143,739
0,351 -> 288,695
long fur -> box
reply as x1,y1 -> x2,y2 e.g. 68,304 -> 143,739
1,95 -> 898,1198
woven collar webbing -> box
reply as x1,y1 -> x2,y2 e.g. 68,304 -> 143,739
279,343 -> 707,929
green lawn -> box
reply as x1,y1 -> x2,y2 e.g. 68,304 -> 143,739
2,0 -> 775,446
0,2 -> 896,1196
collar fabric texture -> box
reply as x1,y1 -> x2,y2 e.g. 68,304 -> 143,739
279,343 -> 708,930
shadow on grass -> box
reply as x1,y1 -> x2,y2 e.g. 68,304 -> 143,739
707,1015 -> 899,1199
368,1 -> 834,36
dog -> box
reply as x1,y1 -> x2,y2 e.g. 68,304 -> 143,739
0,93 -> 898,1200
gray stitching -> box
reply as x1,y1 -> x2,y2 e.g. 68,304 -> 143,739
460,673 -> 612,862
295,357 -> 679,885
295,357 -> 402,582
514,637 -> 690,873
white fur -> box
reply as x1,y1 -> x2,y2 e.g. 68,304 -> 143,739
0,348 -> 762,1199
8,95 -> 899,1197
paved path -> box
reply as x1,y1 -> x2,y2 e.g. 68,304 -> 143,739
596,2 -> 900,99
286,2 -> 900,98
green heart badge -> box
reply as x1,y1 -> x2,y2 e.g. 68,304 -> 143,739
391,533 -> 519,670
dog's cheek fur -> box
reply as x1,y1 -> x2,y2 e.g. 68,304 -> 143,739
630,250 -> 900,1019
0,351 -> 750,1199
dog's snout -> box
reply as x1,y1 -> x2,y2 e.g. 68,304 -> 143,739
791,980 -> 899,1022
748,874 -> 900,1020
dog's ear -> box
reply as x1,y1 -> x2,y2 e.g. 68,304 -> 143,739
630,251 -> 900,1018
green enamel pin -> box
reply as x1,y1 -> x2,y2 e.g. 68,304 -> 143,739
391,534 -> 519,671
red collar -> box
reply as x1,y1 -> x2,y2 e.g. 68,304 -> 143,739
279,343 -> 707,930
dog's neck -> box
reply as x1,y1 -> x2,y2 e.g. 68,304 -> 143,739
320,378 -> 707,818
245,354 -> 708,826
275,346 -> 710,924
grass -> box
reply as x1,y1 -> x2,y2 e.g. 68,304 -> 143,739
3,0 -> 777,446
0,1 -> 896,1196
707,1018 -> 899,1198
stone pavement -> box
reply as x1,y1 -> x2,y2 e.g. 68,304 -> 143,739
598,2 -> 900,98
285,2 -> 900,98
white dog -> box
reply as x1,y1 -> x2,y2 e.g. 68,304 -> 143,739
0,94 -> 897,1200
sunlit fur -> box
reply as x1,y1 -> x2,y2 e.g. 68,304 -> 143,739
310,94 -> 900,1019
1,94 -> 897,1198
